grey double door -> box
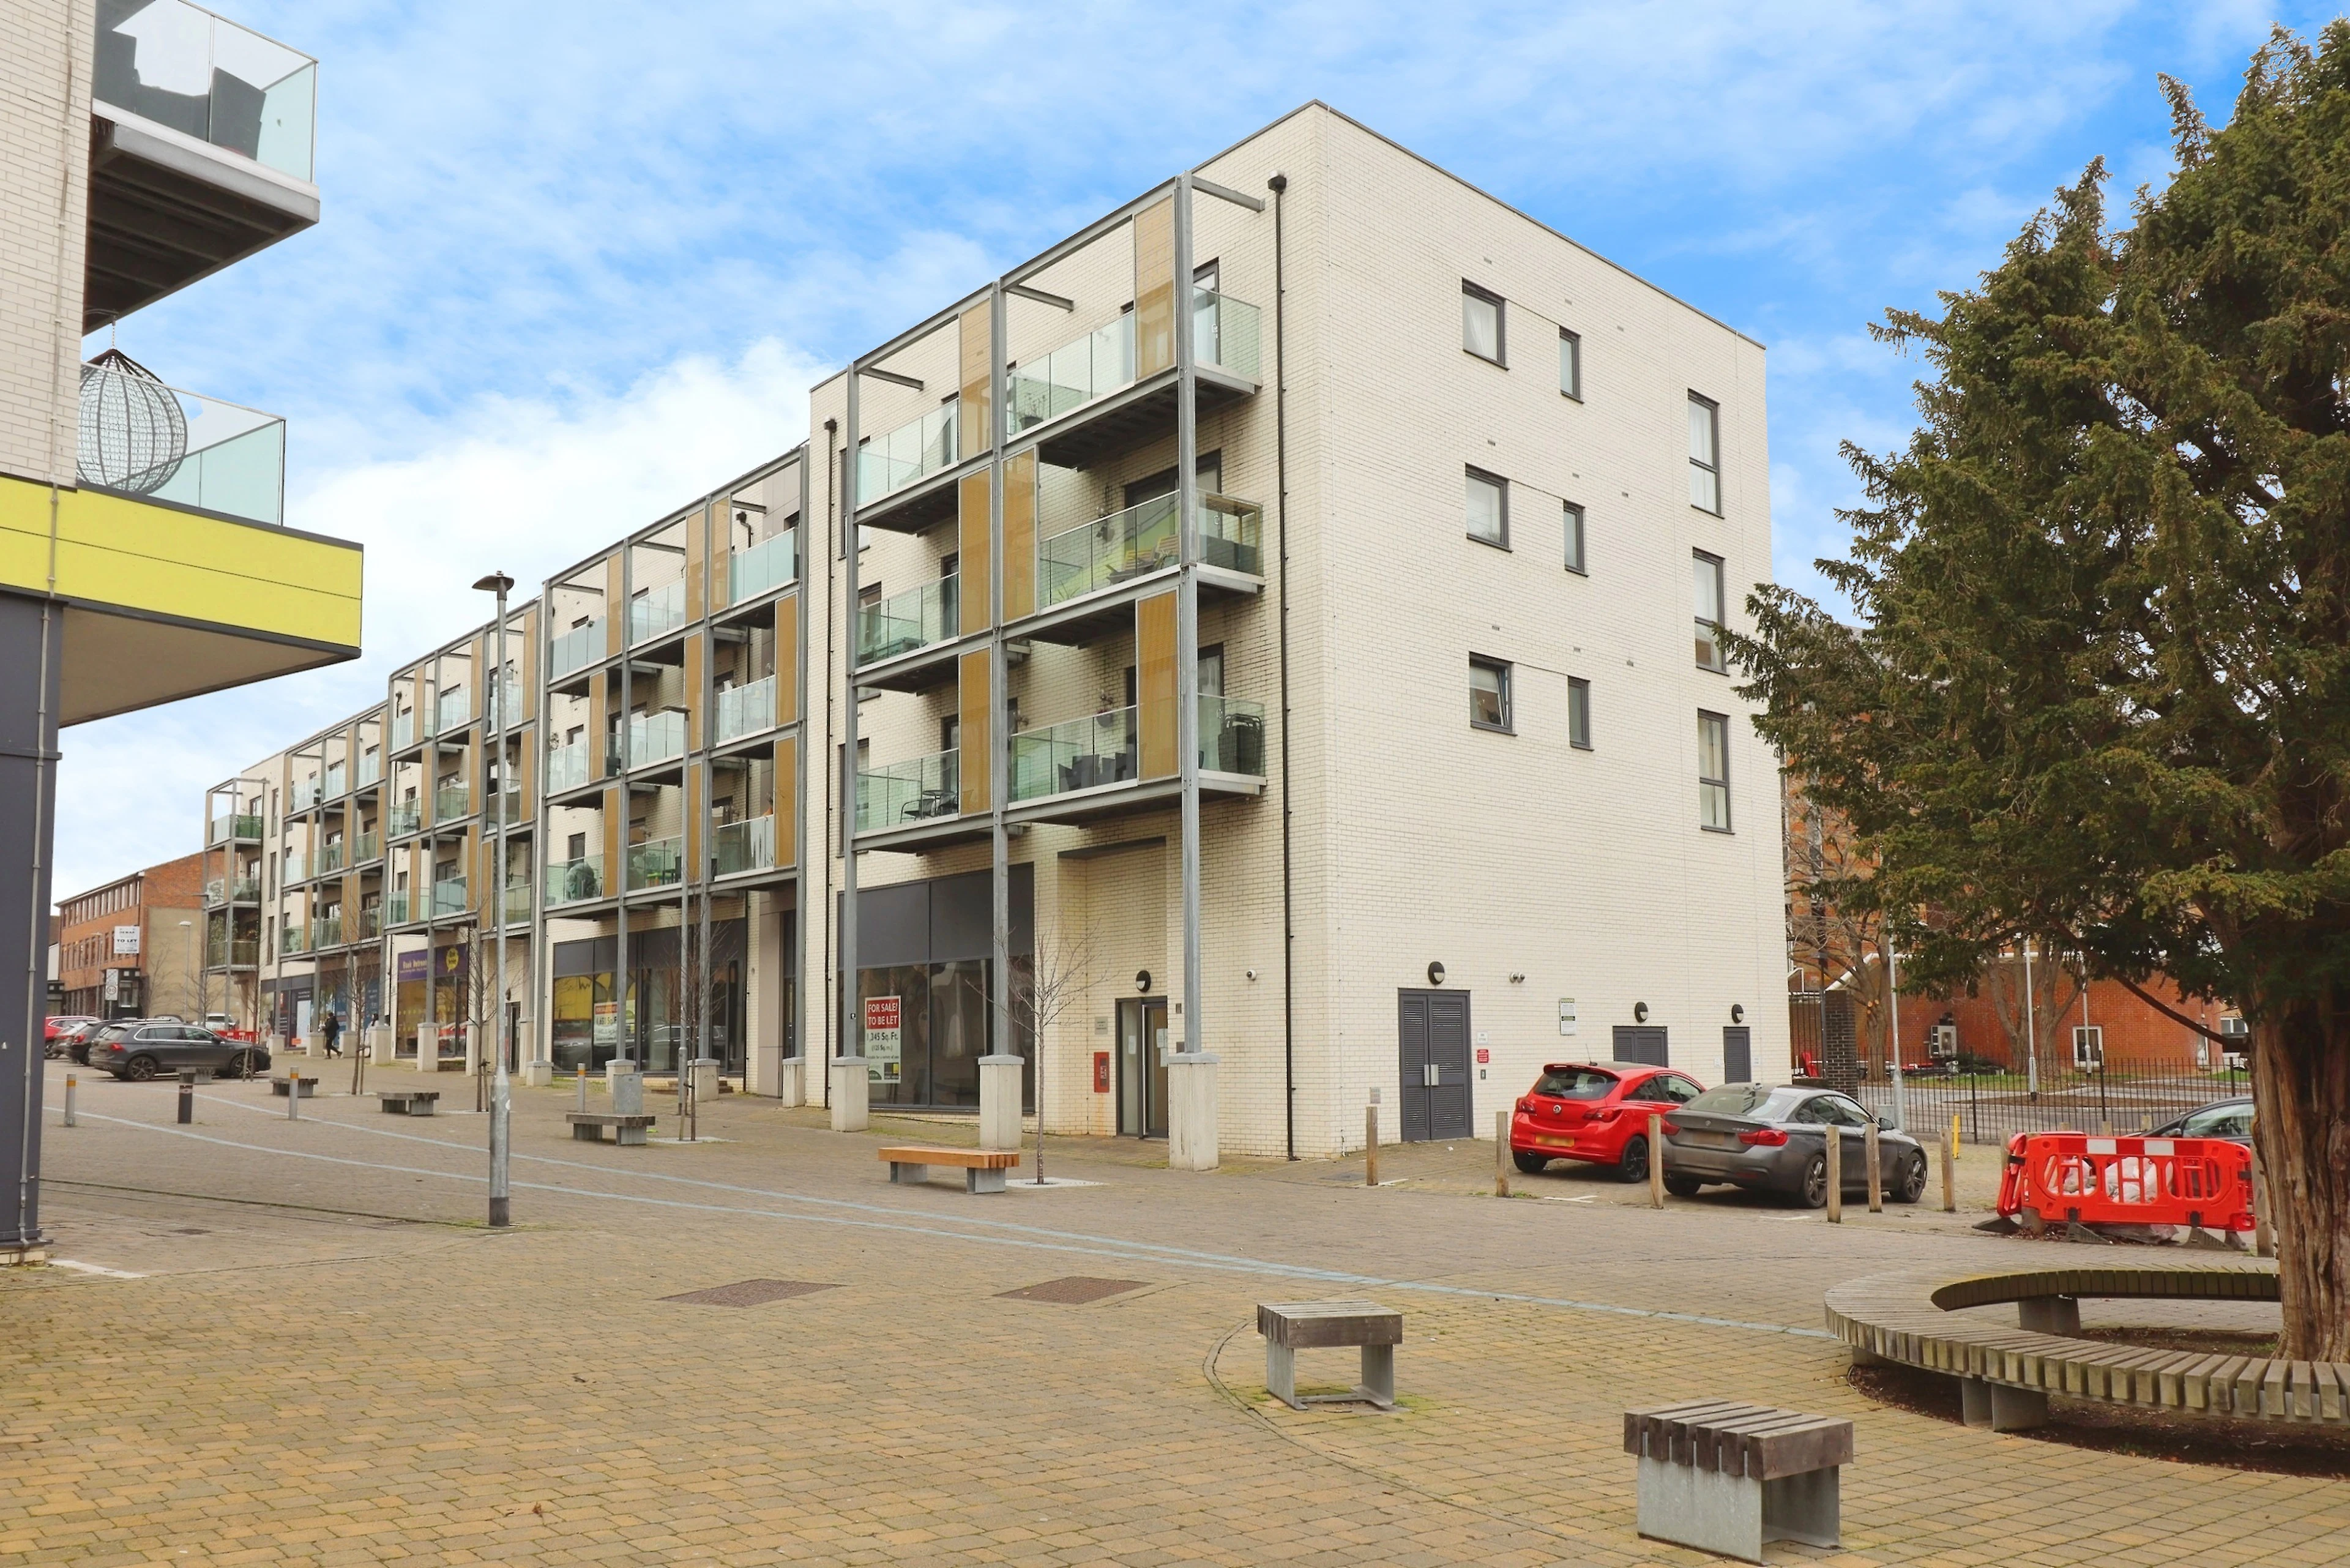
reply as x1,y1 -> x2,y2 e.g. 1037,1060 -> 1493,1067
1398,989 -> 1472,1141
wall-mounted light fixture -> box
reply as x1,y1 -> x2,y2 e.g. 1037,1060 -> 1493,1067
1731,1004 -> 1745,1024
1634,1001 -> 1650,1023
1509,972 -> 1526,984
1135,969 -> 1152,993
1427,961 -> 1446,986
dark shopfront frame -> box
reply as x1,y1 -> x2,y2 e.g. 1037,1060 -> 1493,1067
550,917 -> 767,1077
841,865 -> 1034,1112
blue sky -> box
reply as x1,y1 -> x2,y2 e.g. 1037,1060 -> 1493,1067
57,0 -> 2332,900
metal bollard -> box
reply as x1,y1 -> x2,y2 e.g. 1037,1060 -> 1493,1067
577,1066 -> 589,1114
1826,1127 -> 1843,1222
63,1075 -> 76,1128
287,1073 -> 300,1121
1865,1121 -> 1883,1212
1364,1099 -> 1379,1188
177,1070 -> 195,1125
1942,1113 -> 1959,1214
1494,1108 -> 1511,1198
1647,1113 -> 1665,1208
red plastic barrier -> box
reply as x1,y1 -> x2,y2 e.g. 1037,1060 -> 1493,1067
1999,1132 -> 2255,1231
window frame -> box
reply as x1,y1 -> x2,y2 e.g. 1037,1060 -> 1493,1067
1688,392 -> 1723,515
1469,656 -> 1514,734
1464,465 -> 1510,550
1693,549 -> 1727,672
1559,327 -> 1582,400
1567,676 -> 1592,750
1562,500 -> 1586,575
1461,282 -> 1505,366
1698,709 -> 1732,832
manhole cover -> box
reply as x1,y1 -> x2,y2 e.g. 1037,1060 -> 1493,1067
996,1276 -> 1149,1305
662,1279 -> 839,1307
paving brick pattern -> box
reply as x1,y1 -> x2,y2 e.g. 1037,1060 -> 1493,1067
0,1065 -> 2338,1565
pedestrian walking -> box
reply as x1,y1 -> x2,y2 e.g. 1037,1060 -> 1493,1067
319,1009 -> 343,1058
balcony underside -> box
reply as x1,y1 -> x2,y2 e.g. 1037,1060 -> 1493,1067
85,108 -> 321,331
1018,564 -> 1261,646
1005,771 -> 1264,828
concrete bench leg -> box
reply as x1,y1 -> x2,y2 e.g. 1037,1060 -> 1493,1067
890,1161 -> 928,1185
2018,1296 -> 2081,1334
616,1124 -> 647,1147
1637,1457 -> 1766,1563
1266,1342 -> 1299,1410
968,1166 -> 1007,1194
1762,1466 -> 1840,1549
1960,1377 -> 2048,1432
573,1122 -> 600,1141
1359,1344 -> 1396,1408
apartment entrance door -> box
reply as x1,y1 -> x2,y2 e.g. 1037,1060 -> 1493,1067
1116,997 -> 1169,1138
1398,989 -> 1472,1141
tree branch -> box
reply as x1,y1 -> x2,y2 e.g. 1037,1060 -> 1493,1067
2111,974 -> 2236,1046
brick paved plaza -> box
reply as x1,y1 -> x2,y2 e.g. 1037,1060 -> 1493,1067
2,1062 -> 2341,1566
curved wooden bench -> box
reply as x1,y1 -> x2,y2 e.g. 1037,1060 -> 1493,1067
1824,1261 -> 2349,1431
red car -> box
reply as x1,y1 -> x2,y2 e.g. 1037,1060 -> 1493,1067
1510,1060 -> 1709,1181
45,1015 -> 98,1041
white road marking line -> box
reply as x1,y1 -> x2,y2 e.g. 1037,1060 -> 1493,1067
50,1259 -> 144,1279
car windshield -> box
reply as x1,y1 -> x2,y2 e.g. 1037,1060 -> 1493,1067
1534,1067 -> 1618,1100
2179,1102 -> 2252,1139
1685,1083 -> 1804,1119
91,1025 -> 133,1042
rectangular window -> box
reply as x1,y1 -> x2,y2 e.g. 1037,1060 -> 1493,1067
1688,393 -> 1721,513
1693,551 -> 1726,671
1462,283 -> 1504,364
1466,467 -> 1508,548
1469,657 -> 1512,732
1563,501 -> 1586,575
1568,678 -> 1592,750
1698,710 -> 1731,831
1559,329 -> 1581,399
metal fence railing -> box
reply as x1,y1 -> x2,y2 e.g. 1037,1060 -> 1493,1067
1851,1058 -> 2248,1147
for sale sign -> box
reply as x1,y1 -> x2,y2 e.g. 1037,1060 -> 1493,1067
864,995 -> 902,1080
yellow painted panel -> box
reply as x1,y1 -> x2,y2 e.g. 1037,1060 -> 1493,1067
772,735 -> 798,870
686,760 -> 703,879
958,472 -> 992,637
604,553 -> 625,656
685,630 -> 706,751
774,594 -> 799,726
1002,450 -> 1036,622
588,670 -> 608,777
603,785 -> 623,875
685,503 -> 708,621
1137,590 -> 1177,780
959,301 -> 993,459
1134,198 -> 1176,379
958,651 -> 991,815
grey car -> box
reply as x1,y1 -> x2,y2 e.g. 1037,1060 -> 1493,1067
1659,1083 -> 1928,1207
88,1021 -> 269,1082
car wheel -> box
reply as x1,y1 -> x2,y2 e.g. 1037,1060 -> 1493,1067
219,1051 -> 259,1079
122,1053 -> 160,1083
1511,1150 -> 1548,1174
1617,1135 -> 1650,1183
1664,1175 -> 1703,1198
1893,1149 -> 1928,1204
1794,1151 -> 1829,1208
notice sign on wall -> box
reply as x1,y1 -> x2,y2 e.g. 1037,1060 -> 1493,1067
112,925 -> 140,957
864,995 -> 902,1080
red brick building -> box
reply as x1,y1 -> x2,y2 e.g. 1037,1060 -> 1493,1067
1900,959 -> 2244,1073
54,853 -> 207,1021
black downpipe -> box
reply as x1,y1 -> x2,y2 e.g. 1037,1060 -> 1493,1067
1269,172 -> 1296,1161
820,417 -> 837,1103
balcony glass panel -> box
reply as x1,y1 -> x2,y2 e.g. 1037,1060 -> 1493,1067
205,875 -> 258,903
279,924 -> 304,955
857,575 -> 958,666
1005,314 -> 1136,439
383,891 -> 412,925
714,676 -> 775,744
856,405 -> 958,504
283,851 -> 306,883
549,619 -> 604,679
713,815 -> 775,876
352,907 -> 379,941
289,777 -> 319,812
431,878 -> 468,917
546,741 -> 589,794
313,841 -> 343,876
209,938 -> 258,967
391,711 -> 416,750
857,750 -> 959,833
435,687 -> 470,732
1198,695 -> 1267,775
77,373 -> 286,527
349,831 -> 381,865
629,580 -> 687,645
1193,289 -> 1262,381
311,915 -> 341,949
729,530 -> 797,602
1034,494 -> 1263,610
207,812 -> 262,843
1010,707 -> 1136,802
92,0 -> 316,181
627,836 -> 683,891
501,884 -> 532,925
624,710 -> 687,769
323,763 -> 345,797
546,856 -> 605,906
356,752 -> 381,788
387,800 -> 422,837
434,785 -> 469,824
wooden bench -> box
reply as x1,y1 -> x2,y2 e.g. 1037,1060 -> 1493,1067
878,1145 -> 1019,1193
1624,1400 -> 1851,1563
269,1077 -> 318,1098
1824,1261 -> 2347,1432
568,1111 -> 657,1146
1256,1300 -> 1403,1411
373,1091 -> 439,1116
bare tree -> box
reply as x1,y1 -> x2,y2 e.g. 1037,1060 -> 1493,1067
1785,774 -> 1898,1070
1979,943 -> 2086,1084
1018,925 -> 1099,1185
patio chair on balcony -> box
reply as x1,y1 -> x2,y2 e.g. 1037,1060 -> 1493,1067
908,788 -> 957,821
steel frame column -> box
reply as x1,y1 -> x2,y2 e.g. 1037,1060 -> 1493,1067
837,373 -> 865,1118
1173,175 -> 1203,1059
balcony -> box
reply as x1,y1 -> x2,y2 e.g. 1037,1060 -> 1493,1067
546,740 -> 591,794
349,831 -> 381,865
433,785 -> 469,824
356,752 -> 381,788
323,762 -> 345,797
627,836 -> 683,892
549,619 -> 605,680
279,924 -> 305,956
352,906 -> 379,941
289,775 -> 319,812
391,711 -> 416,750
624,709 -> 687,770
383,891 -> 412,926
856,405 -> 958,506
729,531 -> 797,603
1007,314 -> 1135,440
386,800 -> 422,838
283,851 -> 305,884
1007,696 -> 1266,813
207,938 -> 259,968
207,812 -> 262,844
1192,288 -> 1263,381
1035,493 -> 1263,618
1009,290 -> 1263,472
857,575 -> 958,667
714,815 -> 776,876
1198,695 -> 1268,774
858,749 -> 958,834
435,687 -> 470,733
312,840 -> 343,877
546,855 -> 605,907
310,914 -> 341,950
630,581 -> 687,646
714,676 -> 776,745
93,0 -> 316,184
204,875 -> 258,904
76,370 -> 286,528
501,883 -> 532,925
431,878 -> 469,918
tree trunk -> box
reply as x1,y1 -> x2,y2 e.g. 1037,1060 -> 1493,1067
2251,996 -> 2350,1361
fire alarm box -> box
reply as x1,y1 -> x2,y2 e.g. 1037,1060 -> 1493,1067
1092,1051 -> 1111,1093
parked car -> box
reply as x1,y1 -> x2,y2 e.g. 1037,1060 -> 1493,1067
2150,1096 -> 2253,1143
1659,1082 -> 1929,1207
88,1021 -> 267,1081
44,1017 -> 100,1058
1509,1061 -> 1709,1182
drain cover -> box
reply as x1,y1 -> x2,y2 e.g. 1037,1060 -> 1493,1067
661,1279 -> 839,1307
996,1276 -> 1149,1305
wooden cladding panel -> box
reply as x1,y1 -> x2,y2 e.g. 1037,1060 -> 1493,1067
773,735 -> 798,870
588,670 -> 608,778
1136,589 -> 1178,780
684,630 -> 706,752
517,605 -> 537,719
517,729 -> 534,809
685,761 -> 702,883
1134,197 -> 1176,379
1003,449 -> 1036,622
958,301 -> 993,460
958,472 -> 993,638
464,824 -> 483,917
774,594 -> 799,727
342,871 -> 359,919
603,785 -> 623,880
604,553 -> 626,656
685,503 -> 709,621
958,651 -> 991,816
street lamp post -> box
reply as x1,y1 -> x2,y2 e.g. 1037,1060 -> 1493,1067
474,572 -> 515,1228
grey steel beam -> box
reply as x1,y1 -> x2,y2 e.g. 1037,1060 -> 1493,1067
1174,176 -> 1203,1058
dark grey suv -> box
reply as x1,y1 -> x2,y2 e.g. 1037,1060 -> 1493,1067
1660,1083 -> 1928,1207
87,1021 -> 269,1081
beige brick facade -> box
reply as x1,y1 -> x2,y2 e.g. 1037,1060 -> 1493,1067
0,0 -> 91,488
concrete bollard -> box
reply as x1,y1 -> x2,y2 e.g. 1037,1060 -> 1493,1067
1494,1108 -> 1511,1198
177,1070 -> 194,1125
576,1066 -> 589,1114
1826,1127 -> 1843,1223
1942,1113 -> 1958,1214
63,1074 -> 76,1128
1865,1121 -> 1882,1212
1647,1113 -> 1665,1208
610,1065 -> 645,1117
287,1073 -> 300,1120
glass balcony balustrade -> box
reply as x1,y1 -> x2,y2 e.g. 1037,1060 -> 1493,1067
208,938 -> 259,968
323,763 -> 346,797
390,711 -> 416,750
352,906 -> 380,941
349,831 -> 381,865
856,405 -> 958,504
627,835 -> 683,891
549,619 -> 604,679
435,687 -> 470,733
714,676 -> 775,744
729,530 -> 797,603
289,776 -> 319,812
312,840 -> 343,877
433,785 -> 469,824
386,800 -> 422,838
356,753 -> 381,788
310,914 -> 341,950
283,851 -> 307,884
856,575 -> 958,666
545,855 -> 605,906
857,749 -> 959,833
92,0 -> 316,182
545,740 -> 589,794
278,924 -> 304,955
75,371 -> 287,527
1010,707 -> 1136,802
205,875 -> 259,904
1192,288 -> 1262,381
382,891 -> 412,926
207,812 -> 262,843
623,709 -> 687,769
431,878 -> 468,917
501,883 -> 531,924
1006,313 -> 1135,439
1198,695 -> 1268,775
630,580 -> 687,646
1035,493 -> 1263,610
712,815 -> 775,876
